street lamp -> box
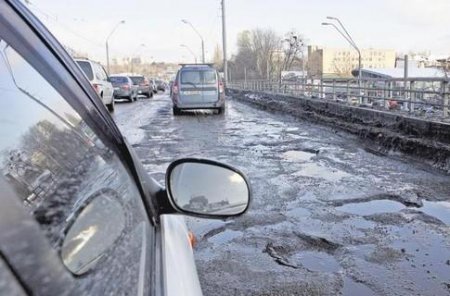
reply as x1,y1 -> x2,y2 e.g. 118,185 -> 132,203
106,20 -> 125,75
180,44 -> 198,64
181,19 -> 205,63
322,17 -> 361,87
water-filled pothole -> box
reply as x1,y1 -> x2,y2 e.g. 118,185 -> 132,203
294,163 -> 352,182
336,200 -> 405,216
291,251 -> 341,272
208,229 -> 242,244
282,150 -> 314,162
420,200 -> 450,225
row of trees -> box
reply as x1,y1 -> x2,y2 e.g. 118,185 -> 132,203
227,29 -> 307,81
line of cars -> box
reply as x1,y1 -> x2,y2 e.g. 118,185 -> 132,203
74,58 -> 167,112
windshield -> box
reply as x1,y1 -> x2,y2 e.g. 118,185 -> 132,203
76,61 -> 93,81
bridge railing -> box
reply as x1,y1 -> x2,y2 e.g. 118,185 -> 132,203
228,77 -> 450,120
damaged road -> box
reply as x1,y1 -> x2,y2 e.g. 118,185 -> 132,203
113,94 -> 450,296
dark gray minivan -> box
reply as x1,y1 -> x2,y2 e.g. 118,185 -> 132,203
171,64 -> 225,115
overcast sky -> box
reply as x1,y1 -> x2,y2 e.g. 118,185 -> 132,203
26,0 -> 450,64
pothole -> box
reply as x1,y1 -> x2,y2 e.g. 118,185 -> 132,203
419,200 -> 450,225
336,200 -> 405,216
207,229 -> 242,245
290,251 -> 341,272
293,163 -> 352,182
282,150 -> 315,162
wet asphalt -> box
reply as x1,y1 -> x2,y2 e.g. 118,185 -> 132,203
113,93 -> 450,296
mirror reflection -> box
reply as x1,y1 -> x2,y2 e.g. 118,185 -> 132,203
61,194 -> 125,275
169,162 -> 249,216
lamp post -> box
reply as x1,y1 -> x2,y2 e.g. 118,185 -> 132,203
322,17 -> 361,87
180,44 -> 198,64
106,20 -> 125,75
181,19 -> 205,63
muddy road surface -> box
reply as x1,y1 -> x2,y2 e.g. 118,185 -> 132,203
113,93 -> 450,296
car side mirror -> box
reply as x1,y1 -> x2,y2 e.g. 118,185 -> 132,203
165,159 -> 250,218
106,77 -> 111,82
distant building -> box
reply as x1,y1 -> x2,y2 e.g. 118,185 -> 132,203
307,46 -> 396,79
354,67 -> 446,79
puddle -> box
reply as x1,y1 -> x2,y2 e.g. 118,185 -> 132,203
285,127 -> 299,132
293,163 -> 352,182
420,200 -> 450,225
282,150 -> 314,162
342,277 -> 376,296
291,251 -> 341,272
208,229 -> 242,244
343,217 -> 376,229
286,207 -> 311,219
336,200 -> 405,216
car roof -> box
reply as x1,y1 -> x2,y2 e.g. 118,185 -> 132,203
179,64 -> 216,71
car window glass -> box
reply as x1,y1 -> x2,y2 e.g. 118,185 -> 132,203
0,40 -> 154,295
110,76 -> 128,84
130,76 -> 143,85
75,61 -> 93,81
100,66 -> 108,81
181,71 -> 201,84
202,70 -> 217,84
94,63 -> 103,80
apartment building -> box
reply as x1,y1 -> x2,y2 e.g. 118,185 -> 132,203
307,46 -> 396,78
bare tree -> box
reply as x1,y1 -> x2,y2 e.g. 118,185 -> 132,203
332,54 -> 353,77
251,28 -> 281,79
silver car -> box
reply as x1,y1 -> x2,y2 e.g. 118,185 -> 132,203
171,64 -> 225,115
129,75 -> 153,98
109,75 -> 138,102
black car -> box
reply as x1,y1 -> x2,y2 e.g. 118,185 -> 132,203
0,1 -> 250,295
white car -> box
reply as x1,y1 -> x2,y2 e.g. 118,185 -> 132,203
75,58 -> 115,112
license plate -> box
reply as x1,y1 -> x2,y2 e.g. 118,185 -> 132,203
114,87 -> 120,91
183,91 -> 201,95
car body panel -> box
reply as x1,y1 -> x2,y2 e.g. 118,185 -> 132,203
161,215 -> 202,296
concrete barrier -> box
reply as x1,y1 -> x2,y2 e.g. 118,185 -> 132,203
229,88 -> 450,173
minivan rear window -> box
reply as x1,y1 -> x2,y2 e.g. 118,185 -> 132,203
76,61 -> 94,81
181,70 -> 216,85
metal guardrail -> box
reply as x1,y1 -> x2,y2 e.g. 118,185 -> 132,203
228,78 -> 450,120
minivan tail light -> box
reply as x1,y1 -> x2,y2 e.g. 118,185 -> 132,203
219,81 -> 224,94
173,84 -> 179,95
122,84 -> 130,90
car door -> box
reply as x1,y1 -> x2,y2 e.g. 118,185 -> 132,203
179,70 -> 203,105
200,69 -> 219,104
0,2 -> 160,295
